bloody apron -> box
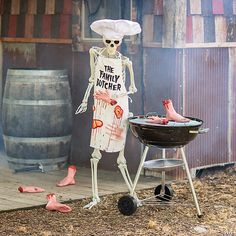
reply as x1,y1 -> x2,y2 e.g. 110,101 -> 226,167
90,54 -> 128,152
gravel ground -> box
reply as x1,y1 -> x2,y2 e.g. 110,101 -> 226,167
0,166 -> 235,236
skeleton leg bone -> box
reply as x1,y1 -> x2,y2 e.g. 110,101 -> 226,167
117,150 -> 140,204
84,149 -> 102,209
117,149 -> 133,192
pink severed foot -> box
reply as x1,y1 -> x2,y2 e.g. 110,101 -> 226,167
45,193 -> 72,213
163,99 -> 190,123
18,186 -> 45,193
146,116 -> 169,125
56,165 -> 76,187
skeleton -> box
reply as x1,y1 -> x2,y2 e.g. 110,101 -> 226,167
75,36 -> 137,209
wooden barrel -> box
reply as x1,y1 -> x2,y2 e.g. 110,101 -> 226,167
2,69 -> 72,171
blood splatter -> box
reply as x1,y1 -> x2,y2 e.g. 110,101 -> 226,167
114,105 -> 123,119
92,119 -> 103,129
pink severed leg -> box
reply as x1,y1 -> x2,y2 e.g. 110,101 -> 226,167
56,165 -> 76,187
163,99 -> 190,123
146,116 -> 169,125
45,193 -> 72,213
18,186 -> 45,193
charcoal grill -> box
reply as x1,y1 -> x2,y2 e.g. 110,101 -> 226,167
118,115 -> 209,217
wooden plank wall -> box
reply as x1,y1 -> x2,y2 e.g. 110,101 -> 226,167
0,0 -> 72,43
143,0 -> 236,47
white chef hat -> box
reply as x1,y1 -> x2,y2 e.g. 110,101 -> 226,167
90,19 -> 141,40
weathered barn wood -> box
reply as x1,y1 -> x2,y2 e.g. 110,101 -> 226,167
192,16 -> 204,43
154,0 -> 163,15
143,14 -> 154,43
162,0 -> 186,48
11,0 -> 20,15
189,0 -> 201,15
233,0 -> 236,14
28,0 -> 37,14
45,0 -> 55,14
215,16 -> 227,42
204,16 -> 215,42
212,0 -> 224,15
0,0 -> 72,43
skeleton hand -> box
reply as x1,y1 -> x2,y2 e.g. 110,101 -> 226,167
75,102 -> 87,114
128,84 -> 137,94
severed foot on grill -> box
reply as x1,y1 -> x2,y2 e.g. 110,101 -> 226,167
163,99 -> 190,123
146,115 -> 169,125
56,165 -> 76,187
45,193 -> 72,213
18,186 -> 45,193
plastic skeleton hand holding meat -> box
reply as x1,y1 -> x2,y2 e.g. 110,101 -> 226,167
75,19 -> 141,209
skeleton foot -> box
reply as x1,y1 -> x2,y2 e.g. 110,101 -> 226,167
83,197 -> 101,209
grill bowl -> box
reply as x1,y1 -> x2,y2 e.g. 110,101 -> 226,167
129,116 -> 203,148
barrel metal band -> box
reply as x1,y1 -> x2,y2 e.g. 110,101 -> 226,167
3,98 -> 72,105
5,77 -> 68,83
3,135 -> 71,143
7,156 -> 68,165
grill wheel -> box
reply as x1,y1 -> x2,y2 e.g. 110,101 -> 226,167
154,184 -> 174,201
118,195 -> 137,216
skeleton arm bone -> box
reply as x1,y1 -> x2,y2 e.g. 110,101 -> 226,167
124,58 -> 137,94
75,48 -> 97,114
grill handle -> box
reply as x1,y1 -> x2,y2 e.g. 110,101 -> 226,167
145,112 -> 159,118
189,128 -> 209,134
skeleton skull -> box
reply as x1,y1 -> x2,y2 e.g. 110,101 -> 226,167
103,37 -> 122,55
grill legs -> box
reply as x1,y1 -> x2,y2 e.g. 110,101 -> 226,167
118,146 -> 202,217
180,148 -> 202,217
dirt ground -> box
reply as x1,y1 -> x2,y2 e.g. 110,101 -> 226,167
0,166 -> 235,236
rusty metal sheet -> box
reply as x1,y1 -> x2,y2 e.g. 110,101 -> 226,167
184,48 -> 229,168
142,48 -> 183,170
143,48 -> 182,115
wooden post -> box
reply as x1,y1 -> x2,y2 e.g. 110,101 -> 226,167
162,0 -> 186,48
227,48 -> 236,163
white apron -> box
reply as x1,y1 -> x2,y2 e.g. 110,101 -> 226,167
90,54 -> 128,152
